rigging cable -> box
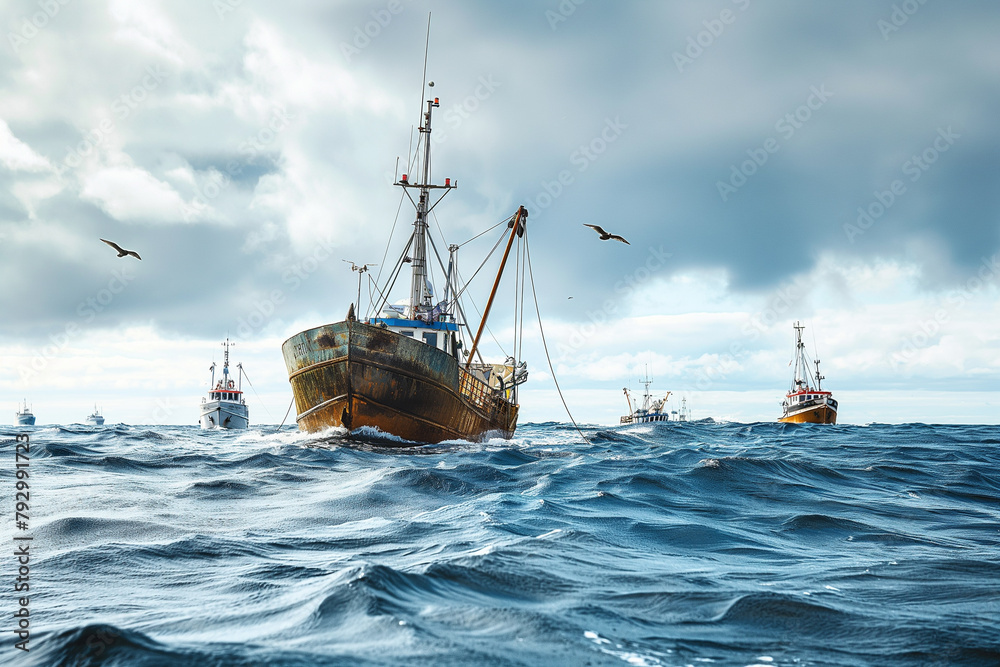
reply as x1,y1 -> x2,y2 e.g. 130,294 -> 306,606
430,208 -> 450,255
512,232 -> 522,369
456,262 -> 508,359
457,216 -> 510,248
273,397 -> 295,433
371,232 -> 415,318
372,188 -> 408,296
424,232 -> 479,361
517,235 -> 527,374
525,234 -> 590,444
239,366 -> 274,424
449,225 -> 509,304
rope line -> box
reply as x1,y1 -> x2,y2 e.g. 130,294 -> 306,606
274,397 -> 295,433
525,235 -> 589,444
239,366 -> 274,424
373,188 -> 408,291
457,216 -> 509,248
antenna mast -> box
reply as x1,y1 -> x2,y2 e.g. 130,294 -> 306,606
222,338 -> 234,387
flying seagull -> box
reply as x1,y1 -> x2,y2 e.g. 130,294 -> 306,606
100,238 -> 141,260
583,224 -> 630,245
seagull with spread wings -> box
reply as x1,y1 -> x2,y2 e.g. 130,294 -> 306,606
583,224 -> 630,245
100,239 -> 142,260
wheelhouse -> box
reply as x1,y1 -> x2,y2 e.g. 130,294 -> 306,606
368,316 -> 461,356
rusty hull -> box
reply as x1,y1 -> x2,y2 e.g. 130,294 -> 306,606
281,320 -> 518,444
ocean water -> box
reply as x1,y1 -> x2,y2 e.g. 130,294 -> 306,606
2,421 -> 999,666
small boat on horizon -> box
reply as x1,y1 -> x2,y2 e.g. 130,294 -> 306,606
85,405 -> 105,426
200,338 -> 249,430
620,374 -> 690,424
778,321 -> 838,424
15,399 -> 35,426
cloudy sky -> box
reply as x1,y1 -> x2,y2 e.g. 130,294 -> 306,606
2,0 -> 998,426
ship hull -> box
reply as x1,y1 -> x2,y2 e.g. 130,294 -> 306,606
199,402 -> 249,429
86,416 -> 105,426
15,415 -> 35,426
778,405 -> 837,424
282,320 -> 518,444
621,413 -> 673,424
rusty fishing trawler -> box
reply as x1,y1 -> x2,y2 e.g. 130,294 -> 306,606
778,321 -> 838,424
281,88 -> 529,444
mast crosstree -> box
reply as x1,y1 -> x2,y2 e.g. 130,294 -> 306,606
397,96 -> 456,320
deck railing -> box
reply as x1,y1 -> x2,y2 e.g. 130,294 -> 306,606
458,366 -> 514,424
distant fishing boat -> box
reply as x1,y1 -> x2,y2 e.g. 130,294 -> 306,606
672,396 -> 691,422
778,321 -> 838,424
15,399 -> 35,426
200,338 -> 249,430
281,87 -> 529,444
85,405 -> 105,426
621,374 -> 688,424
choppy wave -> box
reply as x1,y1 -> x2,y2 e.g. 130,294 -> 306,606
2,422 -> 998,666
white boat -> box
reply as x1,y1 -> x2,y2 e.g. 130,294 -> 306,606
15,399 -> 35,426
199,338 -> 249,430
671,396 -> 691,422
85,405 -> 105,426
620,374 -> 688,424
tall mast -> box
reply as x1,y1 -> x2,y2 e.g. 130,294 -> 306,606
409,97 -> 436,318
222,338 -> 233,386
396,93 -> 454,320
465,206 -> 527,367
641,368 -> 653,411
793,321 -> 805,391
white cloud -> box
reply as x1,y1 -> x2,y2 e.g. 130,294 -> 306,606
108,0 -> 191,67
80,165 -> 189,223
241,20 -> 395,115
0,119 -> 52,172
10,179 -> 65,219
521,254 -> 1000,409
1,2 -> 997,426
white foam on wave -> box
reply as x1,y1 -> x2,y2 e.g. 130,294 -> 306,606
469,543 -> 496,556
233,426 -> 333,448
583,630 -> 667,666
521,473 -> 551,496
